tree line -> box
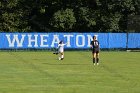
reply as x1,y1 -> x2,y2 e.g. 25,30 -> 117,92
0,0 -> 140,32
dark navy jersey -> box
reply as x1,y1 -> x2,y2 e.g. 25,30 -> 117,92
90,40 -> 100,50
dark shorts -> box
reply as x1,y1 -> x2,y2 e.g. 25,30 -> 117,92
92,49 -> 99,54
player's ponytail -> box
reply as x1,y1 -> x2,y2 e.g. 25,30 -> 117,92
59,40 -> 63,44
93,36 -> 96,40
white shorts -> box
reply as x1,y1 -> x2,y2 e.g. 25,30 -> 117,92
59,49 -> 64,53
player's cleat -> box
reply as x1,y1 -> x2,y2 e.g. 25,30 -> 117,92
61,58 -> 64,60
93,63 -> 96,65
97,63 -> 99,65
53,52 -> 58,55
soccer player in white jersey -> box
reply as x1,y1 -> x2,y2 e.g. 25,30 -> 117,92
58,40 -> 67,60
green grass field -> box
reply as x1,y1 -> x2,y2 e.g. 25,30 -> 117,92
0,51 -> 139,93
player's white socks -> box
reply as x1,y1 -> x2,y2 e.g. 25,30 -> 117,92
61,55 -> 64,58
58,55 -> 64,60
61,55 -> 64,60
58,57 -> 61,60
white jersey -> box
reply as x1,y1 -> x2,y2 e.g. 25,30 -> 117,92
58,44 -> 66,53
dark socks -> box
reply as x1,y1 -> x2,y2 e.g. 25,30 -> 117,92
93,58 -> 95,64
96,58 -> 99,63
93,58 -> 99,64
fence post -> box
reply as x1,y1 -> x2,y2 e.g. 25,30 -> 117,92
126,32 -> 128,50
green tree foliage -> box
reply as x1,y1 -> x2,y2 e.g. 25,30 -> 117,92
96,0 -> 137,32
50,8 -> 76,31
0,0 -> 139,32
74,7 -> 97,32
0,0 -> 31,32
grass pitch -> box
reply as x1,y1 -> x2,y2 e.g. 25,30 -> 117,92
0,51 -> 139,93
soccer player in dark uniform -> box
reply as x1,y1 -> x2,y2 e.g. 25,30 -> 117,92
90,36 -> 100,65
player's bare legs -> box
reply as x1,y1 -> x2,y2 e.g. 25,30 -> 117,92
59,52 -> 64,60
92,52 -> 99,65
61,52 -> 64,60
92,53 -> 96,65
